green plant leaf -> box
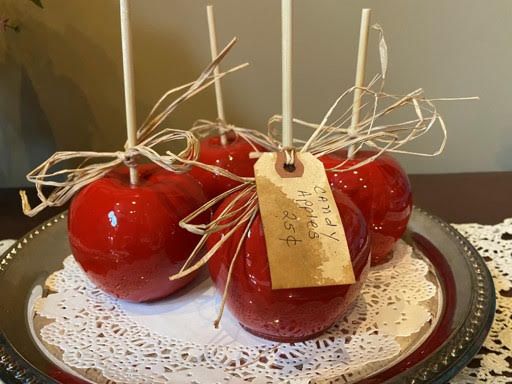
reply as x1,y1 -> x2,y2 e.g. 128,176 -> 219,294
29,0 -> 43,8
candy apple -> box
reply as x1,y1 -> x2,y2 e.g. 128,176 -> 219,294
320,150 -> 412,265
191,132 -> 264,199
68,164 -> 208,302
207,188 -> 371,342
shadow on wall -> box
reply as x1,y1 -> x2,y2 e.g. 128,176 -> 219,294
0,0 -> 234,187
0,60 -> 55,187
0,8 -> 114,187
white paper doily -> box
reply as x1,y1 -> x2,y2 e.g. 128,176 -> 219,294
450,219 -> 512,384
32,240 -> 437,384
0,239 -> 15,256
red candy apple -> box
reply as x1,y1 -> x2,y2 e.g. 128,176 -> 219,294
191,132 -> 264,199
207,188 -> 371,342
68,164 -> 208,302
321,150 -> 412,265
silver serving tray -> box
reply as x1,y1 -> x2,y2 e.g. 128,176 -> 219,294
0,207 -> 495,383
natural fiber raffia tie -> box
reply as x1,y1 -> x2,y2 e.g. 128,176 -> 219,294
20,38 -> 248,217
20,129 -> 199,217
265,25 -> 477,171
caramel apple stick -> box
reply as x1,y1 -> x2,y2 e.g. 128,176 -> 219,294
281,0 -> 293,148
207,5 -> 228,146
348,8 -> 371,159
120,0 -> 138,184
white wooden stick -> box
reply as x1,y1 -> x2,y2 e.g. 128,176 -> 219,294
206,5 -> 228,146
281,0 -> 293,148
348,8 -> 371,159
120,0 -> 138,184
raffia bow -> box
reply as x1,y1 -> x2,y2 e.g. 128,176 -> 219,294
169,25 -> 477,328
20,38 -> 249,217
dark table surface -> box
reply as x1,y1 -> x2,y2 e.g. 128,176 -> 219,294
1,172 -> 511,239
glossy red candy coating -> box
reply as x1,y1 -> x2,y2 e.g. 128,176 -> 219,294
190,133 -> 264,199
68,164 -> 208,302
207,189 -> 371,342
320,151 -> 412,265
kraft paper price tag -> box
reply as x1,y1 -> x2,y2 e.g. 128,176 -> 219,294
254,152 -> 355,290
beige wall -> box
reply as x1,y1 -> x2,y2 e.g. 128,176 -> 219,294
1,0 -> 511,187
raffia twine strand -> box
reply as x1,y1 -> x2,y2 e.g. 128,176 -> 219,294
183,184 -> 257,242
309,117 -> 437,157
179,183 -> 256,235
21,38 -> 247,217
372,24 -> 388,79
283,148 -> 295,165
180,190 -> 257,280
173,184 -> 260,329
136,65 -> 244,143
132,129 -> 200,173
265,117 -> 403,162
179,158 -> 251,185
176,185 -> 257,273
136,63 -> 248,143
312,132 -> 399,167
173,185 -> 259,329
296,89 -> 450,160
213,208 -> 257,328
323,138 -> 398,174
174,186 -> 255,274
190,119 -> 280,152
136,37 -> 247,142
171,187 -> 258,281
